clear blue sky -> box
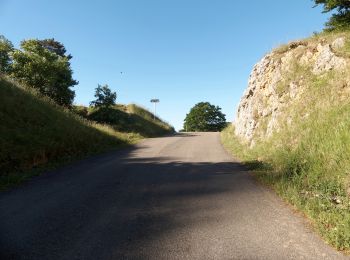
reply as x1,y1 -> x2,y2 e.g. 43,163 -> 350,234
0,0 -> 329,130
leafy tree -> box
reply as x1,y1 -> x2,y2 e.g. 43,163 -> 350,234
90,84 -> 117,108
38,38 -> 73,59
0,35 -> 14,73
11,39 -> 77,106
184,102 -> 227,132
314,0 -> 350,30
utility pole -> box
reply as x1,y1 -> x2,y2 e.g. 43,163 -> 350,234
150,99 -> 159,121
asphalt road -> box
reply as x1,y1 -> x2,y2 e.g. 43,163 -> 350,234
0,133 -> 347,259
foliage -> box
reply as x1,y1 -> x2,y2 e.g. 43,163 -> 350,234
0,35 -> 13,73
11,39 -> 77,106
88,106 -> 126,124
71,105 -> 89,118
90,84 -> 117,108
184,102 -> 226,132
38,38 -> 72,59
314,0 -> 350,30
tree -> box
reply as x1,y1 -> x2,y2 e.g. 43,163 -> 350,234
0,35 -> 14,73
314,0 -> 350,30
184,102 -> 227,132
11,39 -> 77,106
38,38 -> 72,59
90,84 -> 117,108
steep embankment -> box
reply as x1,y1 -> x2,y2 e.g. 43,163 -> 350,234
1,77 -> 173,190
85,103 -> 174,137
222,31 -> 350,251
126,104 -> 174,136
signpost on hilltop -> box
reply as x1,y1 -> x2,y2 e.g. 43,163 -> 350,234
150,99 -> 159,121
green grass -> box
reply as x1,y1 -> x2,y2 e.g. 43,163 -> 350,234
74,103 -> 174,138
113,103 -> 174,137
222,31 -> 350,252
0,76 -> 172,190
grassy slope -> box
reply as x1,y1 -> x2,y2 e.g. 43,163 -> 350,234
111,103 -> 174,137
222,31 -> 350,251
1,77 -> 172,190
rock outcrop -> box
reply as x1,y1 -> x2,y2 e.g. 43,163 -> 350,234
235,36 -> 348,145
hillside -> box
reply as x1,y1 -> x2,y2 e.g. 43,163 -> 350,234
222,31 -> 350,251
0,76 -> 173,190
81,103 -> 174,137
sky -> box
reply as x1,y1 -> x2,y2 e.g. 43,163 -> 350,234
0,0 -> 330,130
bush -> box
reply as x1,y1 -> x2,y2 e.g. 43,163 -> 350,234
88,106 -> 130,125
71,105 -> 89,118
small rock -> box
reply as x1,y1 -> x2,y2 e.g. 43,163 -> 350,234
289,41 -> 307,49
331,37 -> 346,50
312,44 -> 346,75
331,197 -> 342,204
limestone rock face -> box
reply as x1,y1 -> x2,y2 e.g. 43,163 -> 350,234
313,43 -> 346,74
235,37 -> 348,145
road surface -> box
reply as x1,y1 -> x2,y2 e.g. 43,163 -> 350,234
0,133 -> 347,259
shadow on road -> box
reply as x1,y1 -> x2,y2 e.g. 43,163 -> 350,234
0,141 -> 253,259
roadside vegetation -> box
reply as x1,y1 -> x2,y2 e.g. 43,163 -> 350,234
0,36 -> 173,190
76,103 -> 174,138
222,2 -> 350,251
0,76 -> 173,190
222,30 -> 350,252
